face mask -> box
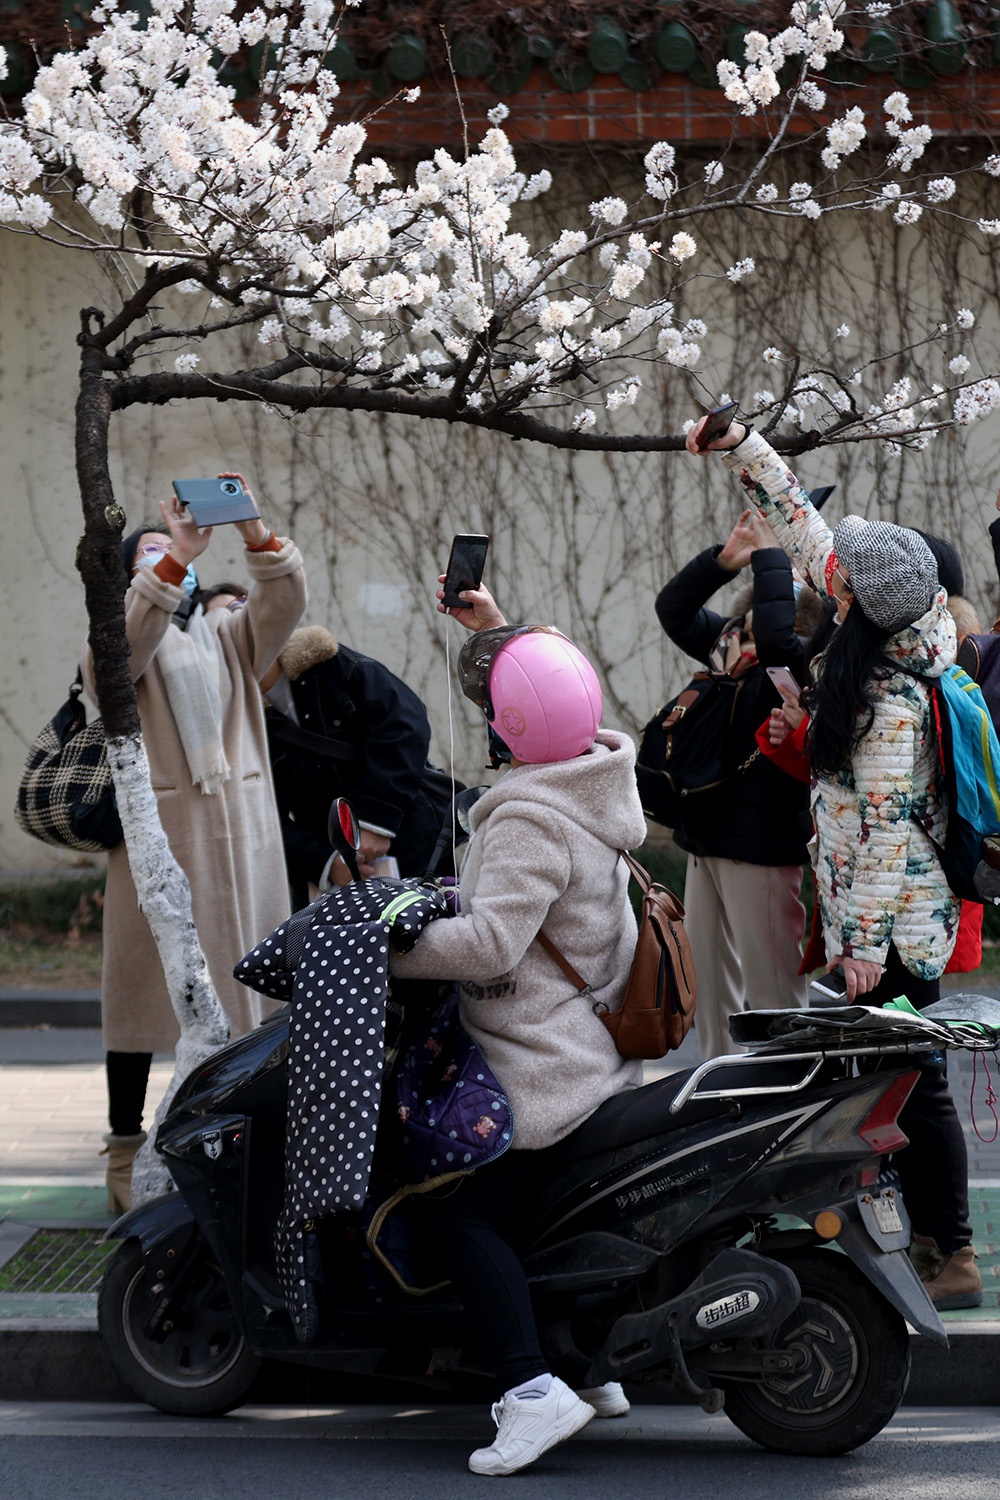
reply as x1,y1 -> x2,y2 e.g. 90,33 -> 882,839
137,553 -> 198,596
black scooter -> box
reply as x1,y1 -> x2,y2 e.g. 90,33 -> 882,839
98,809 -> 963,1457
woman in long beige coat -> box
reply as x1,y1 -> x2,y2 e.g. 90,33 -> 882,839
83,491 -> 306,1209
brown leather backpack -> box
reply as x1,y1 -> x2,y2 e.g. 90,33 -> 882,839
537,850 -> 697,1060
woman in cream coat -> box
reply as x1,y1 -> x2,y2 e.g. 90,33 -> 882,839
84,491 -> 305,1209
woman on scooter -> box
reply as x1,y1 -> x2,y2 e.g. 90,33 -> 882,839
391,582 -> 648,1475
686,412 -> 981,1313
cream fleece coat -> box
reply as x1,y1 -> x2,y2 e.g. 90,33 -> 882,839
84,541 -> 307,1052
392,730 -> 648,1149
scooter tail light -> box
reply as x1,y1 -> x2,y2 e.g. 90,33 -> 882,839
856,1070 -> 919,1154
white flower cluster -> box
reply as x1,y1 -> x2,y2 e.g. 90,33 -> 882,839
954,380 -> 1000,426
716,3 -> 844,117
726,258 -> 756,283
822,107 -> 866,172
643,141 -> 676,202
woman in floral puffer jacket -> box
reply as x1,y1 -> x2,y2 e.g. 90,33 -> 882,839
687,413 -> 981,1313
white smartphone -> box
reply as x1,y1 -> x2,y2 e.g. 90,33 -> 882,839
766,665 -> 802,702
810,966 -> 849,1002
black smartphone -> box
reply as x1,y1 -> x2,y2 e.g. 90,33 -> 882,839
810,966 -> 849,1003
696,400 -> 740,451
172,476 -> 261,526
442,533 -> 490,609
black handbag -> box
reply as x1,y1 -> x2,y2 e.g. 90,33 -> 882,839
15,671 -> 122,853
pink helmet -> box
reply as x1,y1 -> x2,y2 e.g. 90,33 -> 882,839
459,626 -> 603,763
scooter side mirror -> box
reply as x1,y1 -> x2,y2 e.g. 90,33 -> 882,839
328,797 -> 362,882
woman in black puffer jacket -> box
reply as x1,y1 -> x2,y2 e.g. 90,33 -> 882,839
652,508 -> 824,1059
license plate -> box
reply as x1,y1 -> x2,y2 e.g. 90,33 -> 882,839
871,1193 -> 904,1236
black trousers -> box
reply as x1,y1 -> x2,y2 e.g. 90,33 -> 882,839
417,1147 -> 553,1393
868,945 -> 972,1255
106,1051 -> 152,1137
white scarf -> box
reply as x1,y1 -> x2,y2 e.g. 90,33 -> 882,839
156,609 -> 230,795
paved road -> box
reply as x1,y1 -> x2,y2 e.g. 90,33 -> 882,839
0,1404 -> 997,1499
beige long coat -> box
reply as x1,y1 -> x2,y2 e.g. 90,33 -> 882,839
83,541 -> 306,1053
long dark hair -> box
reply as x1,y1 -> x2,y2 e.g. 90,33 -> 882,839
809,604 -> 893,778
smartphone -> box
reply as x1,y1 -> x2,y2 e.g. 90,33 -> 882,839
695,400 -> 740,451
172,476 -> 261,526
766,665 -> 802,702
441,533 -> 490,609
810,966 -> 849,1002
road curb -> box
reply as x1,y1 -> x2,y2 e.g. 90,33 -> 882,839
0,992 -> 101,1028
1,1323 -> 996,1407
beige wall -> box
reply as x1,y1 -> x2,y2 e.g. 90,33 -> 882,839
3,160 -> 1000,870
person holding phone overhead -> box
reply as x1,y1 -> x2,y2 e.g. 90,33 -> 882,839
686,412 -> 981,1311
84,480 -> 306,1213
651,503 -> 822,1059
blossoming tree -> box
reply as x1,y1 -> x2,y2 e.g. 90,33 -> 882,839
2,0 -> 998,1196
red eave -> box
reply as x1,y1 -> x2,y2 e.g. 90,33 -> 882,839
343,68 -> 1000,153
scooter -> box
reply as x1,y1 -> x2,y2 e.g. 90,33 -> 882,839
98,812 -> 991,1456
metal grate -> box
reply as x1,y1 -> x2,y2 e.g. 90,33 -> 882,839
0,1229 -> 114,1295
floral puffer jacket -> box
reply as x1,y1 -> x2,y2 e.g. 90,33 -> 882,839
721,431 -> 960,979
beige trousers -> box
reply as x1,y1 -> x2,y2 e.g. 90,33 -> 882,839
683,853 -> 809,1061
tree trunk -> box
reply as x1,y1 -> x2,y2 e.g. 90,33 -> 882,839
76,314 -> 230,1204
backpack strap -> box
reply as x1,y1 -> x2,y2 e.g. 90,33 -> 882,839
535,930 -> 593,1000
535,852 -> 653,1010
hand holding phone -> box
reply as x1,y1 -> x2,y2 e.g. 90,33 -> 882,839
172,475 -> 261,527
766,665 -> 802,704
695,400 -> 740,452
441,534 -> 490,610
810,965 -> 848,1003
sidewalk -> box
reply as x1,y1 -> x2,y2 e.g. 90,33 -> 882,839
1,993 -> 998,1404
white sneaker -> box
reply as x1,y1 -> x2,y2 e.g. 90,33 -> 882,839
468,1375 -> 595,1475
576,1381 -> 630,1418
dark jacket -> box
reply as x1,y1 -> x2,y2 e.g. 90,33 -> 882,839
653,545 -> 812,866
266,634 -> 443,895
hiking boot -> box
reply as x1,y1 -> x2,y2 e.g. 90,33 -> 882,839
909,1234 -> 946,1283
576,1382 -> 630,1418
468,1376 -> 594,1475
922,1247 -> 983,1311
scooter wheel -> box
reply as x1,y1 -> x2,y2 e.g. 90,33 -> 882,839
719,1247 -> 911,1456
98,1236 -> 261,1416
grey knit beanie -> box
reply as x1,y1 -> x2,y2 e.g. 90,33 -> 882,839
832,515 -> 939,633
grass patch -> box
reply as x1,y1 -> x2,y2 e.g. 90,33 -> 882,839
0,875 -> 106,934
0,875 -> 105,989
0,1229 -> 113,1294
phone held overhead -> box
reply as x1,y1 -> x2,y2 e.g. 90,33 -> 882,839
172,476 -> 262,527
441,534 -> 490,609
695,400 -> 740,451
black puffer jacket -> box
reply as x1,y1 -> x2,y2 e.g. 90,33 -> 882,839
653,545 -> 812,866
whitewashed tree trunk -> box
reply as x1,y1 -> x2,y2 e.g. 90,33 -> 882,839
107,734 -> 230,1203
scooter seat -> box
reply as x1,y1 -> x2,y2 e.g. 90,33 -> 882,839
555,1057 -> 804,1165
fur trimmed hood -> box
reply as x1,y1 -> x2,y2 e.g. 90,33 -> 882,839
278,626 -> 339,682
